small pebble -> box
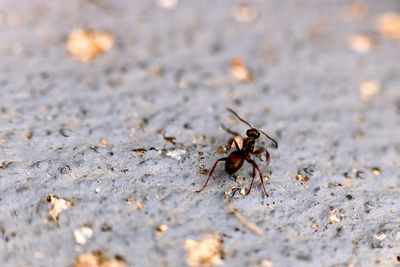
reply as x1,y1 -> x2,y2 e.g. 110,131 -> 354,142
371,167 -> 381,175
377,12 -> 400,40
295,174 -> 310,182
374,232 -> 387,241
233,4 -> 257,23
329,209 -> 344,224
74,226 -> 94,245
67,29 -> 114,63
240,188 -> 246,195
166,149 -> 187,160
230,58 -> 253,82
311,223 -> 319,230
99,138 -> 109,147
184,233 -> 224,267
359,80 -> 381,102
347,34 -> 375,53
260,259 -> 273,267
157,0 -> 178,9
156,224 -> 168,236
343,2 -> 368,20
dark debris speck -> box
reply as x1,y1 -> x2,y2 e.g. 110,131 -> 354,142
346,194 -> 353,200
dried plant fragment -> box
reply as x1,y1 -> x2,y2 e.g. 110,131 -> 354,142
233,4 -> 257,23
74,226 -> 94,245
74,251 -> 126,267
359,80 -> 381,102
59,127 -> 71,137
132,148 -> 147,157
343,2 -> 368,20
347,34 -> 375,53
67,29 -> 114,62
155,224 -> 168,236
185,233 -> 224,267
25,131 -> 33,140
132,119 -> 147,130
46,195 -> 73,222
377,12 -> 400,40
224,189 -> 263,235
296,164 -> 315,182
329,209 -> 344,224
295,174 -> 310,182
230,58 -> 253,82
0,161 -> 12,169
162,135 -> 176,145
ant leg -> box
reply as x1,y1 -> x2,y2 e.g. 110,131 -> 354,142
252,147 -> 264,160
246,164 -> 256,195
265,149 -> 270,165
248,159 -> 269,197
251,147 -> 270,165
195,157 -> 228,193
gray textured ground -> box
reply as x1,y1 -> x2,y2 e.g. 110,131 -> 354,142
0,0 -> 400,266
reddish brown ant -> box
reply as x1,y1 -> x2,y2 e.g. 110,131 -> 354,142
195,108 -> 278,197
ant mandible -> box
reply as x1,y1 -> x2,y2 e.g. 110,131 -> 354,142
195,108 -> 278,197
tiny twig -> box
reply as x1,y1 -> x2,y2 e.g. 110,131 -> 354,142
223,189 -> 264,236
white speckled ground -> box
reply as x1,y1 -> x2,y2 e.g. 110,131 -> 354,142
0,0 -> 399,266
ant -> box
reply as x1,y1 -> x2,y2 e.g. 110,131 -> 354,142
195,108 -> 278,197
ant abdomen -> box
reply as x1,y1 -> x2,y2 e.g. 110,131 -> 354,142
225,151 -> 244,174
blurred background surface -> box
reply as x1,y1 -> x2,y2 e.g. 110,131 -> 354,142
0,0 -> 399,266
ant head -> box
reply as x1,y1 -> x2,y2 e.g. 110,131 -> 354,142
246,128 -> 260,139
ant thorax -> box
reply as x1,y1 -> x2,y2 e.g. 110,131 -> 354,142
243,137 -> 256,153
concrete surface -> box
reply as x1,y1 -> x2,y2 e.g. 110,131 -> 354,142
0,0 -> 399,266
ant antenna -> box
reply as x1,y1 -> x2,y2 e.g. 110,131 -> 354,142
226,108 -> 253,128
259,130 -> 279,149
226,108 -> 278,149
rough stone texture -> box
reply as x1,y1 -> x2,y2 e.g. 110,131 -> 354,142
0,1 -> 399,266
